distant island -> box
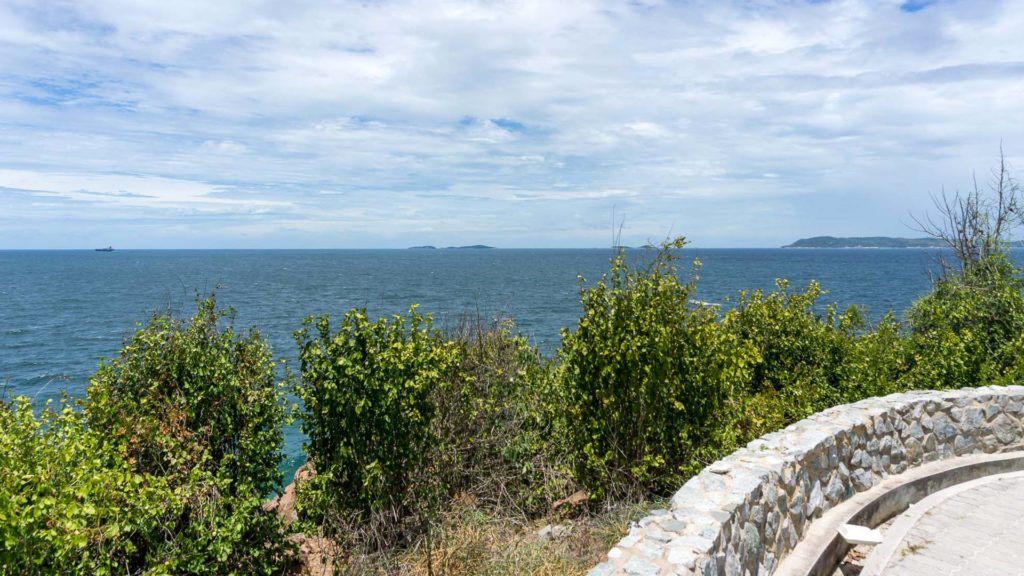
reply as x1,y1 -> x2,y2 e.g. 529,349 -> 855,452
786,236 -> 1024,249
408,245 -> 495,250
784,236 -> 946,249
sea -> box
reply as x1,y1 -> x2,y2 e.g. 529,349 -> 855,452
4,247 -> 1021,480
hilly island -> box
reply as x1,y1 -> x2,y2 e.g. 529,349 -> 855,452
785,236 -> 947,248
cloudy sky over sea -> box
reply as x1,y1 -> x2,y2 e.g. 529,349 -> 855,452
1,0 -> 1023,248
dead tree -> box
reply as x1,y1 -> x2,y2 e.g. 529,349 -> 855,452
913,147 -> 1022,277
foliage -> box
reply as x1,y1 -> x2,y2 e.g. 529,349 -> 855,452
0,398 -> 293,576
556,238 -> 754,499
293,306 -> 460,546
904,253 -> 1024,389
0,397 -> 177,575
905,150 -> 1024,389
82,296 -> 293,574
87,297 -> 287,495
433,316 -> 565,516
721,280 -> 863,439
841,312 -> 908,401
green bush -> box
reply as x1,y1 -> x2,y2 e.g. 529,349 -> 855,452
556,239 -> 754,499
722,280 -> 862,439
0,397 -> 177,575
84,296 -> 292,574
904,254 -> 1024,389
842,312 -> 908,401
293,306 -> 460,544
87,297 -> 287,495
433,316 -> 564,516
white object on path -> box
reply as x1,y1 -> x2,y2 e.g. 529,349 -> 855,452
837,524 -> 884,546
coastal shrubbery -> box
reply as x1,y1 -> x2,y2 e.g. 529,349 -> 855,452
435,316 -> 562,516
1,298 -> 293,576
87,297 -> 287,498
722,280 -> 863,440
0,397 -> 176,575
556,238 -> 752,499
293,307 -> 460,549
292,308 -> 564,561
6,244 -> 1024,575
6,157 -> 1024,574
903,253 -> 1024,389
85,297 -> 292,574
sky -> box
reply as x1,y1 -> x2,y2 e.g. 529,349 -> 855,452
1,0 -> 1023,249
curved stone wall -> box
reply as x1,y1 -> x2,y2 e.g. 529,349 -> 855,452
589,385 -> 1024,576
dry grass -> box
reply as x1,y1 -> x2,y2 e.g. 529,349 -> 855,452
330,495 -> 663,576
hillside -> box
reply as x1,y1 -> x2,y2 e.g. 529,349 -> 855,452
784,236 -> 946,248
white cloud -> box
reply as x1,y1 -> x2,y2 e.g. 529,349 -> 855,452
0,0 -> 1023,247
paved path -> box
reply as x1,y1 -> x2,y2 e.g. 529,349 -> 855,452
876,474 -> 1024,576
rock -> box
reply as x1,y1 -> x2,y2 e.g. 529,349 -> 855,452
992,414 -> 1020,444
879,436 -> 893,454
660,519 -> 687,533
985,404 -> 1001,421
709,463 -> 731,474
851,469 -> 874,491
765,510 -> 780,542
904,436 -> 922,463
954,434 -> 972,455
932,413 -> 957,441
961,407 -> 985,432
666,544 -> 697,568
805,481 -> 823,518
287,532 -> 340,576
780,517 -> 798,550
264,463 -> 314,526
623,557 -> 660,576
825,472 -> 845,503
902,420 -> 924,440
538,523 -> 571,542
741,522 -> 761,557
702,556 -> 723,576
553,490 -> 589,511
788,493 -> 805,519
724,547 -> 741,576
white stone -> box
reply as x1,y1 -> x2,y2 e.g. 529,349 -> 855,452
838,523 -> 884,545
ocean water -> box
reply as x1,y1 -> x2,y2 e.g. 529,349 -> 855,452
3,248 -> 1018,479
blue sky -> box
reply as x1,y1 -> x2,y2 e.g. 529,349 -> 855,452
1,0 -> 1023,248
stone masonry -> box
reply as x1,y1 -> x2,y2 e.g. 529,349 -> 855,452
588,385 -> 1024,576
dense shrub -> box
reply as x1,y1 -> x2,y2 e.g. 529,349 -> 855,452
556,239 -> 754,499
904,254 -> 1024,389
433,316 -> 564,516
87,297 -> 287,495
722,280 -> 862,439
841,312 -> 908,401
84,296 -> 292,574
0,397 -> 177,575
293,306 -> 460,545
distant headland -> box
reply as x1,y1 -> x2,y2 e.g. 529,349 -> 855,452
408,245 -> 495,250
783,236 -> 946,249
786,236 -> 1024,249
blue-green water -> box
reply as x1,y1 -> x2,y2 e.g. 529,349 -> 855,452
3,248 -> 1015,479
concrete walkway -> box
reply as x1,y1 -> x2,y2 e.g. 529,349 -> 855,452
867,473 -> 1024,576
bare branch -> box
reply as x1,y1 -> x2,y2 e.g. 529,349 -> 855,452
910,149 -> 1022,278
